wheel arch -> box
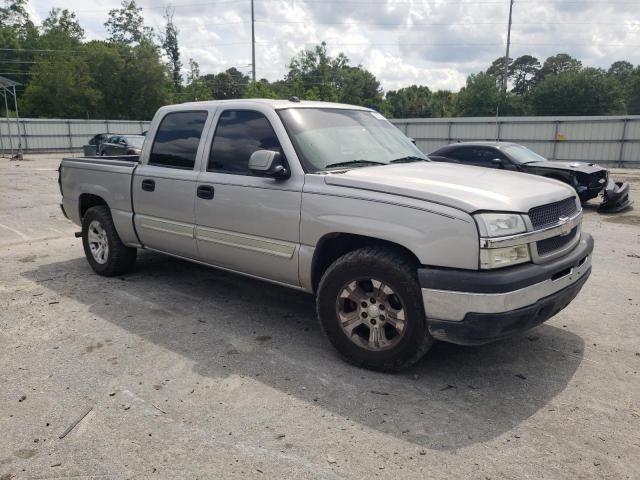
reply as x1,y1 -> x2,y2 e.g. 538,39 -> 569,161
79,193 -> 109,220
310,233 -> 420,293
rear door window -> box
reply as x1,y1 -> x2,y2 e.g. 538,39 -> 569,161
149,111 -> 208,169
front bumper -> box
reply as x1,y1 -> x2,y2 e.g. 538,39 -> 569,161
599,180 -> 633,213
419,233 -> 594,345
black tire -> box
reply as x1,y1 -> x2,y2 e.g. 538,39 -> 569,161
82,206 -> 137,276
317,246 -> 434,372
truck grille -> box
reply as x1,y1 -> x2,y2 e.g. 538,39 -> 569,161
536,227 -> 579,256
528,198 -> 578,229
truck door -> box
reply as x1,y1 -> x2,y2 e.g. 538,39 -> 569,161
132,110 -> 209,259
195,108 -> 303,287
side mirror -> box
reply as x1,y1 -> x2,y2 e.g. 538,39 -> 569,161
491,158 -> 504,168
248,150 -> 290,179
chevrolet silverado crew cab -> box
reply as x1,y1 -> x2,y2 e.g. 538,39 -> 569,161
59,99 -> 593,372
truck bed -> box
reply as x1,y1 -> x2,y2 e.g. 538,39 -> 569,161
60,155 -> 140,247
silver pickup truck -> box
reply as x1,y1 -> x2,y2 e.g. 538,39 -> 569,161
59,99 -> 593,371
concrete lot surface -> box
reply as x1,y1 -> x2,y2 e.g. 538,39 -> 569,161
1,155 -> 639,479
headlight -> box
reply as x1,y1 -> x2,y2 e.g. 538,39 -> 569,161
480,244 -> 531,269
474,213 -> 527,237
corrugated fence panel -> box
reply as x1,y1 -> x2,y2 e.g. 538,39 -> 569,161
392,116 -> 640,168
0,118 -> 151,154
500,121 -> 555,141
405,122 -> 449,140
1,116 -> 639,167
451,122 -> 499,141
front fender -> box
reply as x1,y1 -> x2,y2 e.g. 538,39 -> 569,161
300,190 -> 480,272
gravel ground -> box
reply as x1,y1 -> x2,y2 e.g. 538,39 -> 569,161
1,154 -> 639,479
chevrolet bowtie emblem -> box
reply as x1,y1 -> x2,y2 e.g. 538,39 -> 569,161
558,216 -> 572,236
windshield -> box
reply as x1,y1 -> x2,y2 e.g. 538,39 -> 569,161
126,136 -> 145,149
278,108 -> 427,172
502,144 -> 546,164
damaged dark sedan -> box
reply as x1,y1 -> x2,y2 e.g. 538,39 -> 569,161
429,142 -> 632,212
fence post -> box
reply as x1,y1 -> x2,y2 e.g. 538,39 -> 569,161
105,120 -> 110,134
0,119 -> 4,155
139,120 -> 144,134
447,121 -> 453,143
21,119 -> 28,153
67,120 -> 73,152
618,118 -> 628,168
551,121 -> 560,160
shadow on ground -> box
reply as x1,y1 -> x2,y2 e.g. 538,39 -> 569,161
23,252 -> 585,450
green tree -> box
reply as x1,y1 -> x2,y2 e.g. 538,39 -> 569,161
119,41 -> 172,119
161,8 -> 182,90
21,53 -> 100,118
385,85 -> 433,118
456,73 -> 501,116
203,67 -> 249,99
536,53 -> 582,81
486,56 -> 512,88
105,0 -> 153,45
509,55 -> 540,94
286,42 -> 348,101
83,41 -> 126,118
627,67 -> 640,114
530,68 -> 625,116
41,8 -> 84,41
0,0 -> 30,30
608,60 -> 634,79
337,66 -> 383,107
431,90 -> 457,117
183,58 -> 213,101
243,79 -> 278,99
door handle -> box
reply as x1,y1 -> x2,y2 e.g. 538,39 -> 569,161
141,179 -> 155,192
197,185 -> 215,200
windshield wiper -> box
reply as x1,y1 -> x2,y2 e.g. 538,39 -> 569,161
324,160 -> 387,170
390,156 -> 428,164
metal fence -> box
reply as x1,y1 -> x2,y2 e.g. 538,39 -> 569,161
391,115 -> 640,168
0,118 -> 150,155
2,115 -> 639,168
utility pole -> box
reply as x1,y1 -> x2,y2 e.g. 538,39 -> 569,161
502,0 -> 514,95
251,0 -> 256,82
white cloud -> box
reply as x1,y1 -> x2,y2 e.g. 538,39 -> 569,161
27,0 -> 640,92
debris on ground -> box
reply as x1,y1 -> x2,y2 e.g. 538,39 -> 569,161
59,406 -> 93,439
370,390 -> 389,395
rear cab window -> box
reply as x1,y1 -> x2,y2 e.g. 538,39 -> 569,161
149,111 -> 208,169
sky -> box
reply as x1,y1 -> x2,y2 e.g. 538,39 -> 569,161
27,0 -> 640,92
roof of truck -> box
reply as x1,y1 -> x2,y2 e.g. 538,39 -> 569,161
181,98 -> 373,111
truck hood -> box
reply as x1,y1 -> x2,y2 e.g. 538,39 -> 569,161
526,160 -> 605,174
324,162 -> 576,213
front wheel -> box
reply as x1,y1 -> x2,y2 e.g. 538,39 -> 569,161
317,247 -> 433,372
82,206 -> 136,276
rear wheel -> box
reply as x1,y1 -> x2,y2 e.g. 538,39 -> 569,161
82,206 -> 136,276
317,247 -> 433,372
